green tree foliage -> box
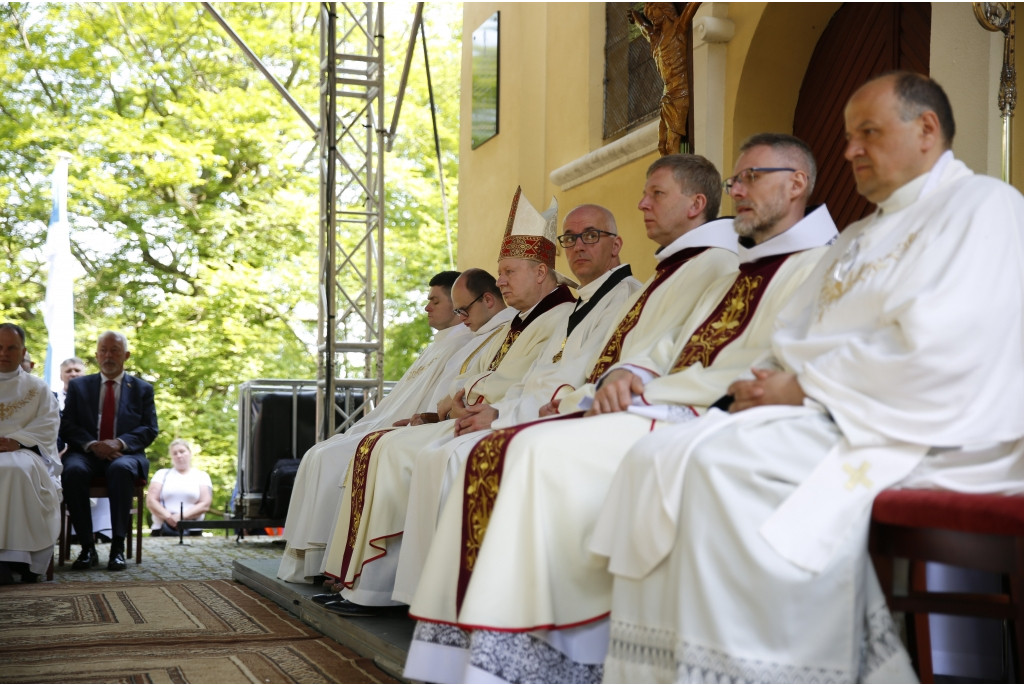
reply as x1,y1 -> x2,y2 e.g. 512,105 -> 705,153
0,3 -> 462,512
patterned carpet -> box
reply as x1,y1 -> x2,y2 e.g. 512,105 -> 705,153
0,578 -> 399,683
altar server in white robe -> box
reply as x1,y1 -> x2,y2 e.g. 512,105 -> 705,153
392,205 -> 644,604
278,270 -> 476,583
394,156 -> 740,604
317,188 -> 578,613
404,134 -> 837,683
0,323 -> 61,584
595,72 -> 1024,683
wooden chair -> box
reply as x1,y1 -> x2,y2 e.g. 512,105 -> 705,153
869,489 -> 1024,682
58,477 -> 146,565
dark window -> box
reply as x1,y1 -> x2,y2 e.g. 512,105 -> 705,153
604,3 -> 663,140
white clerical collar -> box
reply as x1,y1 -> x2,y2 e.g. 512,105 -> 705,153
576,263 -> 629,302
655,217 -> 739,263
476,307 -> 517,337
877,150 -> 955,216
516,286 -> 562,318
737,205 -> 839,264
433,323 -> 467,343
0,368 -> 20,381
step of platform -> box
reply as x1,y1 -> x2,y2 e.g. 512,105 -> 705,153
233,558 -> 414,681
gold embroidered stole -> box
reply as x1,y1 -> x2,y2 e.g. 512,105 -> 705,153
486,285 -> 576,371
463,327 -> 507,374
670,253 -> 791,372
333,428 -> 394,585
587,247 -> 709,383
455,411 -> 585,613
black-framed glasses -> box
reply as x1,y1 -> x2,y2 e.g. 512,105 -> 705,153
557,228 -> 617,248
722,167 -> 796,194
453,293 -> 485,317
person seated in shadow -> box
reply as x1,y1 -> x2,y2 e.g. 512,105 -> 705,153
146,439 -> 212,536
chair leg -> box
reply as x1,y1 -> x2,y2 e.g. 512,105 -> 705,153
58,501 -> 68,566
46,553 -> 54,581
1010,540 -> 1024,681
909,561 -> 935,682
135,487 -> 143,564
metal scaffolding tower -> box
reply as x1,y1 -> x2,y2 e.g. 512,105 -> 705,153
318,2 -> 386,440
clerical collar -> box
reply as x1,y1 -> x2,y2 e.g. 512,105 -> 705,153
576,263 -> 630,302
476,307 -> 517,337
0,368 -> 20,381
655,217 -> 739,263
434,323 -> 468,343
736,205 -> 838,264
877,150 -> 955,217
516,286 -> 562,318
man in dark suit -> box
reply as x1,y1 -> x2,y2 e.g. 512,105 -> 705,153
61,331 -> 158,571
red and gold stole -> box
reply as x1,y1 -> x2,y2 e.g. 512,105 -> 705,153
670,253 -> 792,372
330,428 -> 394,585
487,284 -> 576,371
586,246 -> 709,383
455,411 -> 585,613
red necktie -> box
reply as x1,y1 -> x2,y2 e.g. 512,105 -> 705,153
100,380 -> 116,441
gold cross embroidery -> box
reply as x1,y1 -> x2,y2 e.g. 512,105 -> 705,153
842,461 -> 873,491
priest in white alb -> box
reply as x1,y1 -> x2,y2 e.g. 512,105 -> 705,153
596,72 -> 1024,683
277,270 -> 479,583
317,188 -> 579,614
0,323 -> 61,585
404,134 -> 838,683
392,204 -> 644,604
394,155 -> 741,605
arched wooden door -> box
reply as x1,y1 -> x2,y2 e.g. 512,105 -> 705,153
794,3 -> 931,230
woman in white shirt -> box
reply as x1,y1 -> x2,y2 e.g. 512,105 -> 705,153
146,439 -> 213,536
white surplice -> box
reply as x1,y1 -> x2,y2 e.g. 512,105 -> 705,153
322,289 -> 577,602
392,266 -> 643,604
597,155 -> 1024,683
0,368 -> 61,574
403,208 -> 838,684
277,317 -> 488,583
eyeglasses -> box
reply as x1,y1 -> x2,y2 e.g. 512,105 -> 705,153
556,228 -> 617,248
722,167 -> 796,194
453,293 -> 485,317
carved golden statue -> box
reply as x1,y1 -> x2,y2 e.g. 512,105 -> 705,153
629,2 -> 700,156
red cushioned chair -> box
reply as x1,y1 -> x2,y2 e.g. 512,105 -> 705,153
58,477 -> 146,566
869,489 -> 1024,682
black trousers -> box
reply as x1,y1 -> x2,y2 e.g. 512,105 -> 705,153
62,451 -> 150,542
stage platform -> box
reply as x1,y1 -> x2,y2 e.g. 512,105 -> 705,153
233,558 -> 414,681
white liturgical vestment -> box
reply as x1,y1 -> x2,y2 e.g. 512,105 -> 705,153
392,266 -> 643,603
403,207 -> 838,684
0,368 -> 61,575
277,318 -> 481,583
597,155 -> 1024,683
322,286 -> 576,603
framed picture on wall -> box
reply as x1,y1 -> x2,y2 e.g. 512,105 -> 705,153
471,12 -> 499,149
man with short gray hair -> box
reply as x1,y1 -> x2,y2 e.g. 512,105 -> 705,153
61,331 -> 158,571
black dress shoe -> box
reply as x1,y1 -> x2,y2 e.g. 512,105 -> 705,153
107,551 -> 127,571
0,562 -> 15,585
71,547 -> 99,570
311,593 -> 341,605
322,598 -> 391,617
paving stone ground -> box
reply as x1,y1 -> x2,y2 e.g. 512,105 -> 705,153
50,531 -> 285,583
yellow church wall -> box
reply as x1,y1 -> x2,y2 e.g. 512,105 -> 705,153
457,3 -> 1024,282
